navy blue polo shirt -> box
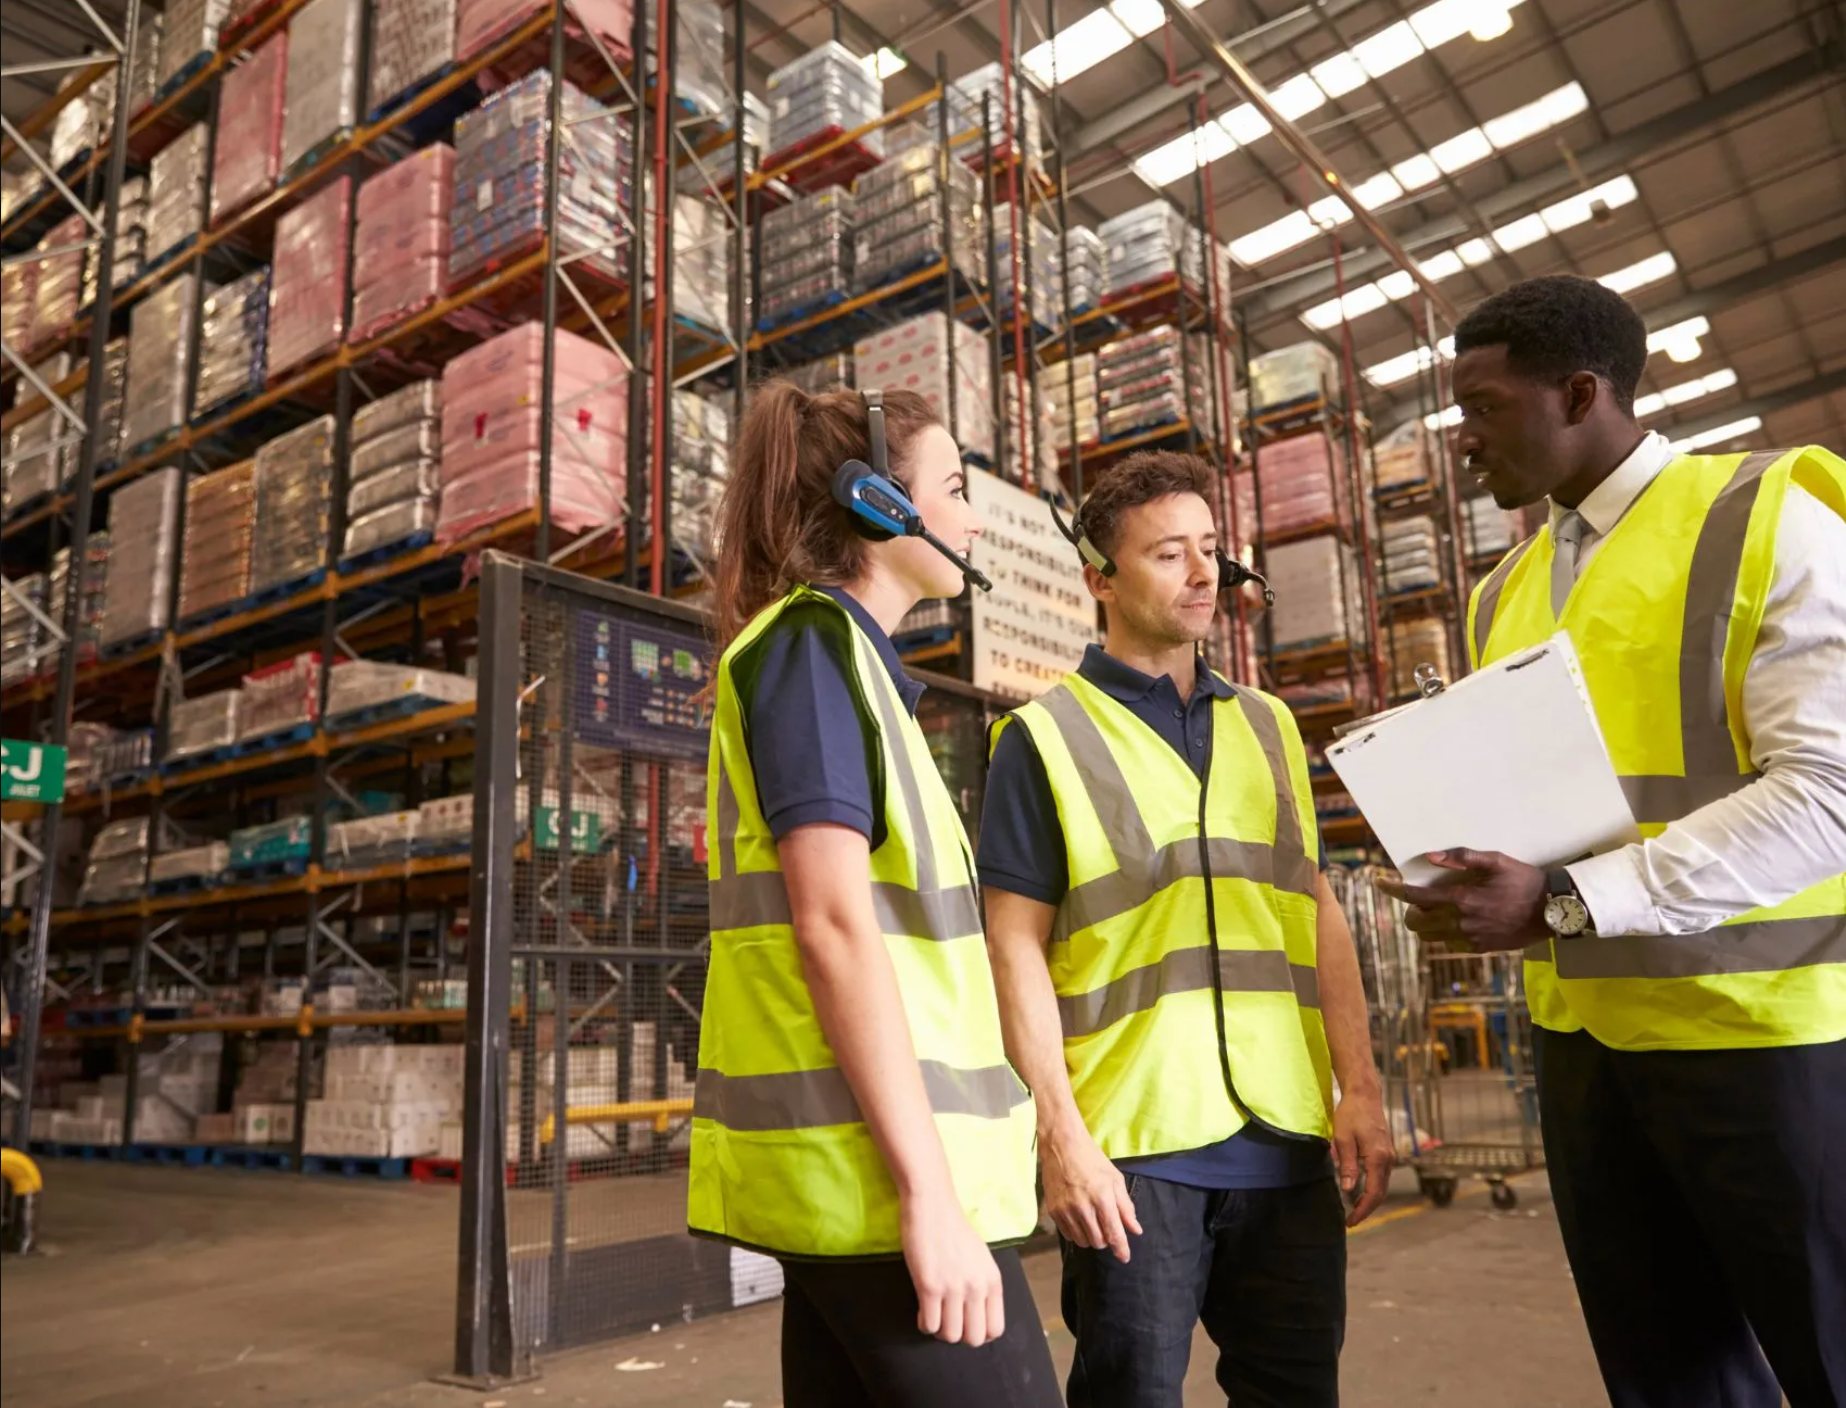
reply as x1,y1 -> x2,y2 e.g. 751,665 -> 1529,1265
979,643 -> 1331,1190
743,585 -> 922,846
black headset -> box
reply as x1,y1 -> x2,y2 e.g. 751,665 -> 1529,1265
1048,495 -> 1274,604
829,388 -> 993,592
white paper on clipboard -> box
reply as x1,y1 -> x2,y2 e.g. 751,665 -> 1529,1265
1326,633 -> 1641,884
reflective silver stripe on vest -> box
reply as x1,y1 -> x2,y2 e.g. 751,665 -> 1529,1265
708,866 -> 982,939
1470,532 -> 1539,662
1618,771 -> 1758,827
1058,945 -> 1320,1038
1675,448 -> 1785,786
707,624 -> 979,942
693,1058 -> 1029,1131
1554,914 -> 1846,980
1038,685 -> 1314,945
1229,685 -> 1316,896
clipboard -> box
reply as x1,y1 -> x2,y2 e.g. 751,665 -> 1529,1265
1325,633 -> 1641,884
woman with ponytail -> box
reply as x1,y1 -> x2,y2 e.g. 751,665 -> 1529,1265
689,381 -> 1058,1405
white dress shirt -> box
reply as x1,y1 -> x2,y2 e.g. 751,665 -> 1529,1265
1556,433 -> 1846,937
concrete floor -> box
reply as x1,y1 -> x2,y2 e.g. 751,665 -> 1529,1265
0,1161 -> 1604,1407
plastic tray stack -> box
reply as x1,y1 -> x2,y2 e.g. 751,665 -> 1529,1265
1264,535 -> 1365,652
1095,325 -> 1211,441
252,416 -> 336,594
121,273 -> 197,452
80,818 -> 151,906
159,0 -> 230,92
241,652 -> 321,740
854,311 -> 994,463
346,379 -> 441,559
1381,516 -> 1440,595
211,31 -> 287,224
128,11 -> 164,113
93,338 -> 130,468
4,352 -> 74,508
448,71 -> 632,289
758,187 -> 853,328
29,217 -> 86,350
103,178 -> 150,295
193,268 -> 272,416
1249,342 -> 1339,412
268,175 -> 351,377
50,72 -> 111,174
147,122 -> 210,267
765,41 -> 884,161
353,143 -> 454,341
944,62 -> 1041,164
1100,200 -> 1188,297
1064,227 -> 1107,313
1237,432 -> 1353,539
1044,351 -> 1098,449
672,390 -> 730,561
99,467 -> 181,650
1,573 -> 49,686
851,146 -> 983,292
281,0 -> 363,174
1463,497 -> 1523,561
992,203 -> 1060,330
167,689 -> 244,762
177,461 -> 257,624
673,192 -> 734,331
368,0 -> 458,118
437,322 -> 627,543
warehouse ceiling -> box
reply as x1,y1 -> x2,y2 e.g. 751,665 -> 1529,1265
5,0 -> 1841,450
747,0 -> 1846,451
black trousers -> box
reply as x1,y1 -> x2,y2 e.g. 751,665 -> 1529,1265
1061,1174 -> 1347,1408
778,1248 -> 1062,1408
1535,1027 -> 1846,1408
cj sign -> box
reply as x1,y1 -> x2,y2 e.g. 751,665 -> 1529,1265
1,740 -> 67,803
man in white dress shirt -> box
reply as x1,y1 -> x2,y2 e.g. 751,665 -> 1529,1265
1380,275 -> 1846,1408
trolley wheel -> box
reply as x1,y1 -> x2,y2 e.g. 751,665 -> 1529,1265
1420,1174 -> 1458,1207
1490,1181 -> 1518,1211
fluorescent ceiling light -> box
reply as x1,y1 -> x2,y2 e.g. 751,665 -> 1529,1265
1419,249 -> 1465,280
1127,0 -> 1528,190
1350,172 -> 1405,208
1230,210 -> 1319,265
1484,83 -> 1587,148
1365,338 -> 1453,388
1597,250 -> 1676,295
1633,367 -> 1738,419
865,47 -> 908,79
1671,416 -> 1761,453
1431,127 -> 1494,173
1491,213 -> 1548,253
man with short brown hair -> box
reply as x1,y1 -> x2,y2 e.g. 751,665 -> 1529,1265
981,452 -> 1392,1408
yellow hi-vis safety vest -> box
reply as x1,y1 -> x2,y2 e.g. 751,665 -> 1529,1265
1468,446 -> 1846,1051
688,586 -> 1038,1259
994,672 -> 1334,1161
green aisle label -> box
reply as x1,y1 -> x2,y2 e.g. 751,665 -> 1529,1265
535,805 -> 602,851
1,740 -> 67,803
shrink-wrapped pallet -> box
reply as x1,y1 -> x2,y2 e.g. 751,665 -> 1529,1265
268,176 -> 350,376
211,32 -> 287,223
177,461 -> 256,624
100,468 -> 181,648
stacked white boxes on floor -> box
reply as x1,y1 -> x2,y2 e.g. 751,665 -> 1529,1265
305,1042 -> 466,1158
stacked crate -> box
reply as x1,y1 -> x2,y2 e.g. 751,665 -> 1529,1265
252,416 -> 336,595
346,379 -> 441,560
758,187 -> 853,328
352,143 -> 454,340
210,31 -> 287,223
121,274 -> 196,452
146,122 -> 209,265
1381,516 -> 1441,596
280,0 -> 364,174
1044,351 -> 1099,449
851,145 -> 983,293
192,268 -> 271,416
99,469 -> 182,651
159,0 -> 230,91
268,176 -> 351,376
368,0 -> 458,118
1249,342 -> 1339,412
854,312 -> 994,463
1096,325 -> 1212,442
765,41 -> 883,160
177,461 -> 257,625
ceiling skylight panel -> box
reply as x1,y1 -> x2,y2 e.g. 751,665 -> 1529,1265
1390,152 -> 1442,192
1270,73 -> 1330,121
1419,249 -> 1465,280
1110,0 -> 1169,39
1483,83 -> 1586,148
1230,210 -> 1320,265
1352,20 -> 1426,78
1310,52 -> 1369,98
1598,251 -> 1677,294
1023,8 -> 1132,86
1431,127 -> 1494,173
1351,172 -> 1405,208
1672,416 -> 1761,453
1492,213 -> 1548,252
1221,105 -> 1272,145
1408,0 -> 1528,48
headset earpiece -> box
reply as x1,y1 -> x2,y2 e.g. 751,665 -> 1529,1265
1047,496 -> 1116,576
831,458 -> 917,542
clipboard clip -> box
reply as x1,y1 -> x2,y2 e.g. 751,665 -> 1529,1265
1413,663 -> 1446,698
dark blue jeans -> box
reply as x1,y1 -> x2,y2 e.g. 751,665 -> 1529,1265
1061,1173 -> 1347,1408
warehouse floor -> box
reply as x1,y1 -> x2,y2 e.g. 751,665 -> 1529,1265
0,1162 -> 1603,1407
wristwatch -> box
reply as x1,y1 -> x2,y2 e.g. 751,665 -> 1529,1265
1544,869 -> 1594,938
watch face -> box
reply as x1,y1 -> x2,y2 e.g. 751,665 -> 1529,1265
1545,895 -> 1590,937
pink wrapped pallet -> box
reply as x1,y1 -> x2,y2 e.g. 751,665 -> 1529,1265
456,0 -> 633,63
268,175 -> 351,377
352,143 -> 453,341
436,322 -> 627,543
1235,433 -> 1352,538
210,32 -> 287,225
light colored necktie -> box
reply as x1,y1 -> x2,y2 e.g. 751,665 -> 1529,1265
1550,511 -> 1585,617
